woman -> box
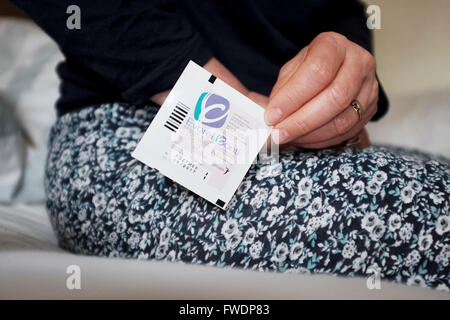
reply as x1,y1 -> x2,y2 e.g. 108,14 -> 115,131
11,0 -> 449,290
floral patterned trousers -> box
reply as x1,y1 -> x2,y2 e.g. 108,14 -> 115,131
45,103 -> 450,291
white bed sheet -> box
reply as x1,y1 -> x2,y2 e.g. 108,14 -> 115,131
0,204 -> 57,251
0,204 -> 448,299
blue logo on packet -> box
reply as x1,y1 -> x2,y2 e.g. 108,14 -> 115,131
194,92 -> 230,128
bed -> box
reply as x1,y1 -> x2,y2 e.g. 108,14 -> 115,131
0,17 -> 449,299
1,203 -> 449,299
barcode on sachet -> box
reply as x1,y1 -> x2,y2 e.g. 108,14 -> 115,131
164,101 -> 189,132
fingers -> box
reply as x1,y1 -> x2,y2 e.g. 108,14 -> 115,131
265,32 -> 347,126
273,44 -> 374,144
293,100 -> 378,149
358,128 -> 371,149
269,47 -> 308,100
292,77 -> 378,145
292,102 -> 363,145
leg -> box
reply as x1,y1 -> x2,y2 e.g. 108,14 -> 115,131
46,103 -> 450,290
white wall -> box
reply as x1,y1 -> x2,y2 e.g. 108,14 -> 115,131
366,0 -> 450,97
363,0 -> 450,156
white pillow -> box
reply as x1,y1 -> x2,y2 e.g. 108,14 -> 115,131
0,18 -> 62,202
367,89 -> 450,158
0,101 -> 25,201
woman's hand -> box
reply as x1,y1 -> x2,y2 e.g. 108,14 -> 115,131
265,32 -> 379,149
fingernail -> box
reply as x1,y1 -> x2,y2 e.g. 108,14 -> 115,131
265,108 -> 283,125
273,128 -> 289,144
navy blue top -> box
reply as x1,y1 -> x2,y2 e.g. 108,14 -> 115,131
11,0 -> 388,118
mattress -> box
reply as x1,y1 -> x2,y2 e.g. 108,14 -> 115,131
0,204 -> 448,299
